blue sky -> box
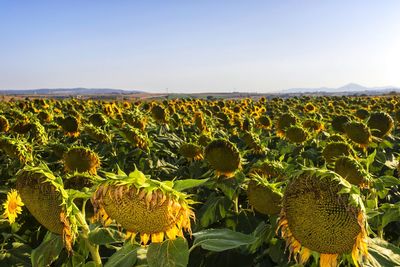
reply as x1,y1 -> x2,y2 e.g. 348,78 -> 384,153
1,1 -> 399,93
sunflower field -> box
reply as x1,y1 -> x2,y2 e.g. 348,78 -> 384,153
1,95 -> 400,267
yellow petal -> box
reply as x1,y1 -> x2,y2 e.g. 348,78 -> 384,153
165,226 -> 179,240
319,253 -> 338,267
140,233 -> 150,245
151,232 -> 165,243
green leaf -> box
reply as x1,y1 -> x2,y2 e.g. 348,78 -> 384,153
105,242 -> 139,267
368,238 -> 400,266
173,178 -> 209,191
31,232 -> 64,267
0,242 -> 31,266
366,150 -> 377,167
192,228 -> 256,252
147,237 -> 189,267
88,227 -> 124,245
198,195 -> 231,227
379,203 -> 400,228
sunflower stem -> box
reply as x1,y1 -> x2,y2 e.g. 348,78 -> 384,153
76,212 -> 102,266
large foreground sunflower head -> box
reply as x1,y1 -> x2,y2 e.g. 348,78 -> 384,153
204,139 -> 241,177
15,164 -> 78,252
278,168 -> 368,267
91,168 -> 195,245
63,146 -> 101,175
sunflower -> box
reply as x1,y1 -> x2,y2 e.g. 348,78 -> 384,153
2,189 -> 24,224
15,165 -> 77,252
367,112 -> 394,138
277,168 -> 368,267
179,143 -> 204,160
343,121 -> 372,148
276,113 -> 297,137
205,139 -> 241,177
0,115 -> 10,132
247,174 -> 283,215
91,168 -> 195,245
284,126 -> 309,143
63,146 -> 100,175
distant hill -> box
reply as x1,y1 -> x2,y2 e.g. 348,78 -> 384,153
283,83 -> 400,94
0,88 -> 143,95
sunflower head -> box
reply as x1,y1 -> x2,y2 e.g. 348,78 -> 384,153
343,121 -> 372,148
285,126 -> 309,143
0,115 -> 10,132
302,119 -> 324,132
322,141 -> 352,163
278,168 -> 368,267
179,143 -> 203,160
15,165 -> 77,252
257,115 -> 272,129
89,113 -> 108,127
335,156 -> 370,187
331,115 -> 351,133
151,105 -> 169,123
119,125 -> 149,150
12,120 -> 32,134
91,168 -> 195,245
276,113 -> 297,136
367,112 -> 394,138
84,125 -> 112,143
247,174 -> 283,215
63,172 -> 99,190
304,102 -> 316,113
355,108 -> 370,120
63,146 -> 100,175
59,116 -> 80,137
37,110 -> 53,123
205,139 -> 241,177
2,189 -> 24,224
250,160 -> 286,180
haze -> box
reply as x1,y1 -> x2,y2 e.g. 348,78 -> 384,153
1,1 -> 400,93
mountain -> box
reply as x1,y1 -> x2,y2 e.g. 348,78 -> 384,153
283,83 -> 400,94
0,88 -> 143,95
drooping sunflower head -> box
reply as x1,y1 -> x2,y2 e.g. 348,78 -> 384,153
89,113 -> 108,127
343,121 -> 372,148
276,113 -> 297,136
355,108 -> 370,120
84,125 -> 112,143
63,146 -> 100,175
284,125 -> 309,143
119,125 -> 149,150
151,105 -> 169,123
37,110 -> 53,123
334,156 -> 370,187
205,139 -> 241,177
91,168 -> 195,245
322,141 -> 352,163
246,174 -> 283,215
0,115 -> 10,132
15,165 -> 77,252
257,115 -> 272,129
367,112 -> 394,138
250,160 -> 286,180
58,115 -> 80,137
302,119 -> 324,132
278,168 -> 368,267
63,172 -> 99,190
179,142 -> 204,160
331,115 -> 351,133
241,131 -> 265,155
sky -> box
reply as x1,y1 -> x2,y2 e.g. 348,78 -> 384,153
1,1 -> 400,93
